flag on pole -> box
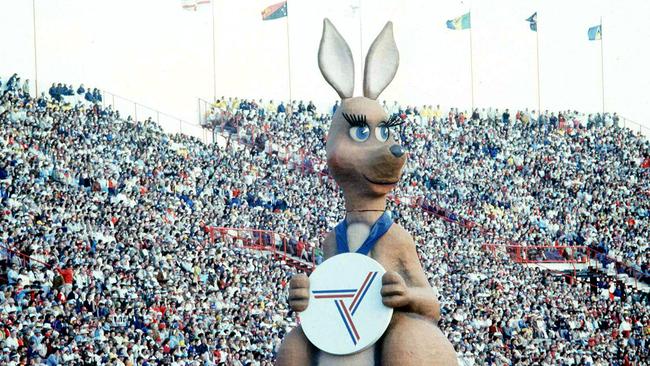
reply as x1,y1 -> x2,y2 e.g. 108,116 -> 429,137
348,0 -> 360,18
588,24 -> 602,40
526,12 -> 537,31
181,0 -> 210,11
446,12 -> 471,30
181,0 -> 196,11
262,1 -> 288,21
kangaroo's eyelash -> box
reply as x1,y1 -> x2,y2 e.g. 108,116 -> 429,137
380,115 -> 406,128
342,113 -> 367,127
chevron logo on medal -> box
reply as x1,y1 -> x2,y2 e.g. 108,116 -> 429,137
300,253 -> 393,355
311,271 -> 379,345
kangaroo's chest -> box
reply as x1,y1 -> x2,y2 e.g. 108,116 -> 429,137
344,223 -> 401,271
346,222 -> 371,253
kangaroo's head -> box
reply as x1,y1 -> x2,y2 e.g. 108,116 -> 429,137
318,18 -> 404,211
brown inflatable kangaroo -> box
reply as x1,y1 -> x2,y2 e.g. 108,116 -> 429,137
276,19 -> 457,366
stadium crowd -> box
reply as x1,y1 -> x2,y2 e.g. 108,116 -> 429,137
1,73 -> 649,365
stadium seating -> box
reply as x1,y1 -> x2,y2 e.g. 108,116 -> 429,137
1,74 -> 648,365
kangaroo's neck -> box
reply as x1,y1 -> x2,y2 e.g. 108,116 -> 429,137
343,194 -> 387,213
345,210 -> 385,225
344,209 -> 385,252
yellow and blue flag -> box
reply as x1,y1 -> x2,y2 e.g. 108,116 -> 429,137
446,12 -> 471,30
262,1 -> 288,21
526,12 -> 537,32
588,24 -> 602,40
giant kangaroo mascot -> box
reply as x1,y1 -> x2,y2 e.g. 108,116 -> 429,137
276,19 -> 457,366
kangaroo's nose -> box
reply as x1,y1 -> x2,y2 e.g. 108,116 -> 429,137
390,145 -> 405,158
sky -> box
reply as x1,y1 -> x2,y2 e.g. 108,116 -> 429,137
1,0 -> 649,137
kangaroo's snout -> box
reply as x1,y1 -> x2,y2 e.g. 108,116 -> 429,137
390,145 -> 405,158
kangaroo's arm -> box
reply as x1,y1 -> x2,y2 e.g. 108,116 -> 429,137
383,227 -> 440,322
400,270 -> 441,322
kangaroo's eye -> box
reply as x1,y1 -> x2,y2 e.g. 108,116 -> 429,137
349,126 -> 370,142
376,126 -> 390,142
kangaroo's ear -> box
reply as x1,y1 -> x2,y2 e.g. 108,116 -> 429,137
318,18 -> 355,99
363,21 -> 399,100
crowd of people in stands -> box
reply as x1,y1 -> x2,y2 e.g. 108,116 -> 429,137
205,96 -> 649,280
1,73 -> 649,365
47,82 -> 103,104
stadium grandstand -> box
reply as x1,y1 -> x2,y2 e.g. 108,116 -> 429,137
3,0 -> 650,365
1,72 -> 648,365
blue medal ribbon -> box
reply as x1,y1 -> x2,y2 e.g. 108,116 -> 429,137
334,211 -> 393,255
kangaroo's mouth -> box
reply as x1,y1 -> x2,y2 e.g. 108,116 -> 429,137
363,174 -> 399,186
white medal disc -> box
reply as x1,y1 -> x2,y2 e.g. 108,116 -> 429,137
299,253 -> 393,355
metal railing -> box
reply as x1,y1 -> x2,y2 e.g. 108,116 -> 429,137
100,90 -> 212,144
198,97 -> 211,127
1,242 -> 51,268
420,199 -> 647,290
619,116 -> 650,137
204,226 -> 318,271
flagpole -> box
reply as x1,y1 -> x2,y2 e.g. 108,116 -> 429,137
469,12 -> 475,112
600,16 -> 605,117
286,1 -> 293,103
535,13 -> 541,115
32,0 -> 39,96
211,0 -> 217,101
